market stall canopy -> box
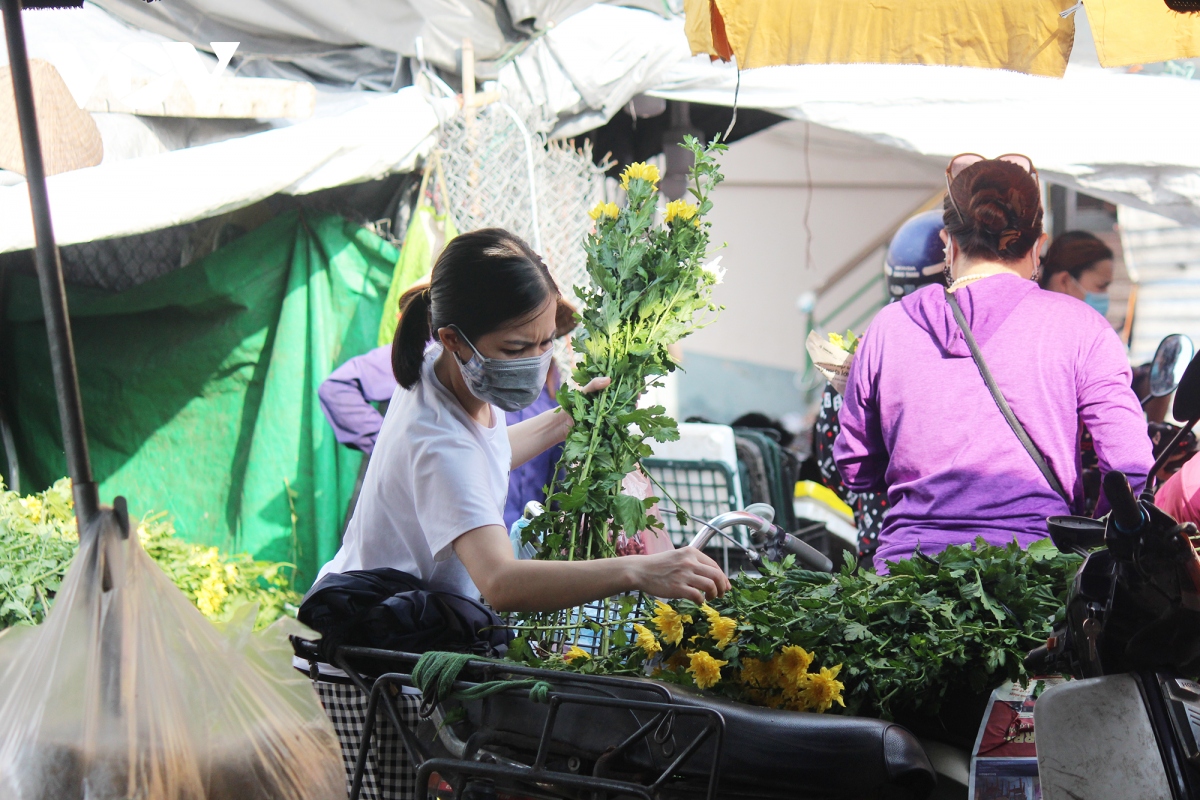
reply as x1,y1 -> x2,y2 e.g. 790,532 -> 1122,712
0,4 -> 446,253
9,2 -> 1200,250
90,0 -> 663,88
645,53 -> 1200,225
684,0 -> 1200,78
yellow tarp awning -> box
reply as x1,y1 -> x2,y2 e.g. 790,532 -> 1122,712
1088,0 -> 1200,67
685,0 -> 1200,78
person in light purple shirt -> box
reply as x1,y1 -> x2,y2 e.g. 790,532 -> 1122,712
835,155 -> 1152,572
319,346 -> 563,532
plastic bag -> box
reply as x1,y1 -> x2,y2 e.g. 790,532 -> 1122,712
0,504 -> 344,799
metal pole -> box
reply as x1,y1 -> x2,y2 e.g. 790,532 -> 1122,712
2,0 -> 99,526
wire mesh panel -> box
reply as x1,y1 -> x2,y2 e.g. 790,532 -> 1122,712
435,103 -> 605,307
642,458 -> 744,554
55,222 -> 202,291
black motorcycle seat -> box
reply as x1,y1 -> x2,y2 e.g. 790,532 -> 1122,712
461,671 -> 935,800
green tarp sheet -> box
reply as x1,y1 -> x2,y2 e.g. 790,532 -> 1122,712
0,210 -> 395,589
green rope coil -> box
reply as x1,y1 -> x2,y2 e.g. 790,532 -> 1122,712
412,651 -> 553,711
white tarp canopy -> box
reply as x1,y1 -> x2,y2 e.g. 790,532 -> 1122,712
7,2 -> 1200,261
0,4 -> 447,254
650,59 -> 1200,227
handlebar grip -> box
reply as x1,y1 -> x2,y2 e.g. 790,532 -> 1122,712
1104,470 -> 1145,534
779,531 -> 834,573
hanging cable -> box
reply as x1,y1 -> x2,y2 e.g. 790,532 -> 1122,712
722,62 -> 741,142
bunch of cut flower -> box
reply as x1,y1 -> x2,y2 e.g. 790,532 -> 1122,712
511,136 -> 726,658
806,328 -> 861,393
0,477 -> 300,630
534,538 -> 1080,721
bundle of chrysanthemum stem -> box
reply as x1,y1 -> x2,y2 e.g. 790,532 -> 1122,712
510,137 -> 727,660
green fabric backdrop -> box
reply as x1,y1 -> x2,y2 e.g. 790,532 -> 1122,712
0,211 -> 396,589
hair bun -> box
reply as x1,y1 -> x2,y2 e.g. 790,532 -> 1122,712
943,159 -> 1043,263
966,190 -> 1011,234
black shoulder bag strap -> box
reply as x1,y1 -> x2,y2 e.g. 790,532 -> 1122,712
946,290 -> 1072,506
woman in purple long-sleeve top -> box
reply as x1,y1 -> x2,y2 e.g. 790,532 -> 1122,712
834,155 -> 1152,572
319,349 -> 563,532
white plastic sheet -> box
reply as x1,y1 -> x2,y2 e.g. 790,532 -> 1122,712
0,87 -> 442,253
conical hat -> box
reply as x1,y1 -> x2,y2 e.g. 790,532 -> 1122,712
0,58 -> 103,176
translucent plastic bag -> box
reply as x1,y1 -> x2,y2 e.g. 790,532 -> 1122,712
0,504 -> 345,799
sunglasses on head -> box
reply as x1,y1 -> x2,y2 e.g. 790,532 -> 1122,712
945,153 -> 1039,224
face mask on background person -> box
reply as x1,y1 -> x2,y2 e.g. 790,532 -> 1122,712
1072,274 -> 1110,317
451,326 -> 553,412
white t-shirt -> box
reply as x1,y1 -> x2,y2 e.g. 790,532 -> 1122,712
318,345 -> 511,597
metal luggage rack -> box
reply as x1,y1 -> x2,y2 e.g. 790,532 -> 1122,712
293,638 -> 725,800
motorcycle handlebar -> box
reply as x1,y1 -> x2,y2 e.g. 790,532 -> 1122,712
777,529 -> 835,573
1104,470 -> 1145,534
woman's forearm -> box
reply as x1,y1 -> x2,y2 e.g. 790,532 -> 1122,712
454,526 -> 634,611
454,525 -> 729,611
508,409 -> 569,469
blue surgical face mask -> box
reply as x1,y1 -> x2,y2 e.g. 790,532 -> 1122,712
1084,292 -> 1110,317
1071,274 -> 1110,317
450,326 -> 553,412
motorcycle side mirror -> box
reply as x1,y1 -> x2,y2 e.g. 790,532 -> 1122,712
1048,515 -> 1107,556
1147,334 -> 1194,400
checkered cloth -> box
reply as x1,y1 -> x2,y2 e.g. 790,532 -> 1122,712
315,679 -> 423,800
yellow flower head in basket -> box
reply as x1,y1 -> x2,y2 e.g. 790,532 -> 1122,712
564,645 -> 591,664
802,664 -> 846,713
686,651 -> 728,690
633,623 -> 662,655
652,600 -> 692,646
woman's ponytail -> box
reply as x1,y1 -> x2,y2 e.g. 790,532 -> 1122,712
392,282 -> 433,389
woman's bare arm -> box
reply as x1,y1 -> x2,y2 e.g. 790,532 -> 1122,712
453,524 -> 729,612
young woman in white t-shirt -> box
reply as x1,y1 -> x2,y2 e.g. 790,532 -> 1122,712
318,228 -> 729,611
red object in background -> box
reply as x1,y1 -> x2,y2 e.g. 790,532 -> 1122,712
977,702 -> 1037,759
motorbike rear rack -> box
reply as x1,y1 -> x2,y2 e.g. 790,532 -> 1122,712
293,639 -> 726,800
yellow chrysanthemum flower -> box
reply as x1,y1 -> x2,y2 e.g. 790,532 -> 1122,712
686,651 -> 728,690
665,649 -> 691,672
564,645 -> 591,663
828,332 -> 846,349
664,199 -> 698,224
700,604 -> 738,649
588,201 -> 620,221
652,600 -> 692,646
738,657 -> 770,688
634,623 -> 662,656
802,664 -> 846,713
775,645 -> 814,692
620,162 -> 660,190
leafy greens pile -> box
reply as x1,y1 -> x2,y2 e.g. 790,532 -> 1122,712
0,477 -> 300,630
541,538 -> 1080,720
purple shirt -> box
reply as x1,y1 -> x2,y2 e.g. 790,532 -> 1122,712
833,276 -> 1152,571
318,345 -> 562,530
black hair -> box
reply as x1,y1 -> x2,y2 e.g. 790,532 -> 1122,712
944,160 -> 1043,262
1038,230 -> 1114,289
392,228 -> 559,389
